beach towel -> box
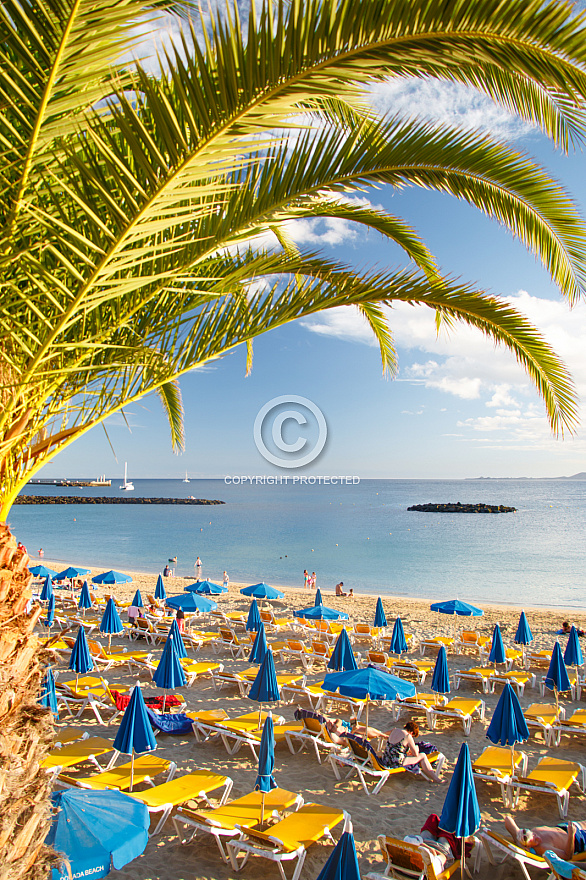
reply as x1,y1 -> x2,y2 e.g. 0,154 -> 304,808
146,708 -> 194,735
111,690 -> 182,711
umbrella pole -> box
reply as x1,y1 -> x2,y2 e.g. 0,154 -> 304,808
555,686 -> 559,719
259,703 -> 262,730
108,633 -> 112,652
261,792 -> 265,827
460,839 -> 465,879
365,696 -> 369,736
162,693 -> 166,713
130,751 -> 135,791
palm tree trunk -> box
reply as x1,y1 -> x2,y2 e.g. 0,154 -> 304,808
0,523 -> 55,879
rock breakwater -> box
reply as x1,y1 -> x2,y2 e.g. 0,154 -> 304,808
408,502 -> 516,513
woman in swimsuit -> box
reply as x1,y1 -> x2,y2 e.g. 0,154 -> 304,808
379,721 -> 444,782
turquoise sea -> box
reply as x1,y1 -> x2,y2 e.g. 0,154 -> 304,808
8,478 -> 586,609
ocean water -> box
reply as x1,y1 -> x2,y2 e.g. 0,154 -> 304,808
8,478 -> 586,609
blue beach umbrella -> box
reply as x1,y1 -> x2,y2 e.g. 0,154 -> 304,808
488,623 -> 506,666
514,611 -> 533,646
57,566 -> 91,580
314,588 -> 323,606
439,742 -> 480,876
430,599 -> 483,617
254,714 -> 278,819
40,575 -> 53,602
240,583 -> 285,600
486,682 -> 529,776
113,684 -> 157,789
185,579 -> 227,594
69,626 -> 94,678
388,617 -> 408,656
327,628 -> 358,672
295,604 -> 349,621
92,570 -> 132,585
30,564 -> 58,578
100,598 -> 124,650
545,641 -> 572,715
168,618 -> 187,658
131,589 -> 143,608
248,650 -> 281,726
78,580 -> 92,613
39,667 -> 58,716
315,830 -> 361,880
47,788 -> 149,880
165,592 -> 217,613
246,599 -> 262,632
431,646 -> 450,698
155,574 -> 166,601
564,625 -> 583,669
45,592 -> 56,628
374,597 -> 387,629
153,635 -> 186,710
249,621 -> 268,665
322,665 -> 415,732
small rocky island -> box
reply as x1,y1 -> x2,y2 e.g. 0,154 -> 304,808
15,496 -> 224,505
408,501 -> 516,513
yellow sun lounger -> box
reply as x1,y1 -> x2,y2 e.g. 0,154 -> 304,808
419,636 -> 454,656
173,788 -> 303,862
392,692 -> 448,723
52,727 -> 89,747
125,770 -> 234,834
524,702 -> 564,741
191,710 -> 285,745
549,708 -> 586,747
58,755 -> 176,791
472,745 -> 527,805
387,659 -> 434,684
280,682 -> 325,710
227,802 -> 349,880
453,667 -> 496,694
285,715 -> 345,764
327,737 -> 444,796
539,669 -> 579,700
181,660 -> 223,686
426,696 -> 485,736
216,719 -> 303,760
491,670 -> 536,697
508,756 -> 586,818
42,736 -> 114,774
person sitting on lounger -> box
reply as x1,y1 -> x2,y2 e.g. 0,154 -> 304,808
505,815 -> 586,859
379,721 -> 445,783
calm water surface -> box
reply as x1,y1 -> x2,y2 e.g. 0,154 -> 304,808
9,478 -> 586,609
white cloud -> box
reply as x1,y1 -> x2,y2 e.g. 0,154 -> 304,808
301,290 -> 586,449
368,78 -> 534,142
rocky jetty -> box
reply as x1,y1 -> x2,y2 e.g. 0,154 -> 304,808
408,501 -> 516,513
14,496 -> 224,505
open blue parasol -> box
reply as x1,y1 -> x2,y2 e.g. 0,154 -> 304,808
240,583 -> 284,600
322,665 -> 415,732
165,592 -> 217,612
47,789 -> 149,880
185,579 -> 227,594
30,565 -> 58,578
295,604 -> 349,621
57,566 -> 90,581
327,628 -> 358,672
92,570 -> 132,585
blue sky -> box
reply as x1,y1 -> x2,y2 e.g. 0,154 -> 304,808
42,70 -> 586,481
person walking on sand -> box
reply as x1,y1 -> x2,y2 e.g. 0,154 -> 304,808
223,571 -> 229,589
194,556 -> 202,579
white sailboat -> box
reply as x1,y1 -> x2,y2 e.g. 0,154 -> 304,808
119,462 -> 134,491
183,471 -> 190,483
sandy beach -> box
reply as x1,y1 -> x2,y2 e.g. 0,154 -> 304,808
41,561 -> 586,880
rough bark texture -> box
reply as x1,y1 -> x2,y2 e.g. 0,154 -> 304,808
0,523 -> 54,879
